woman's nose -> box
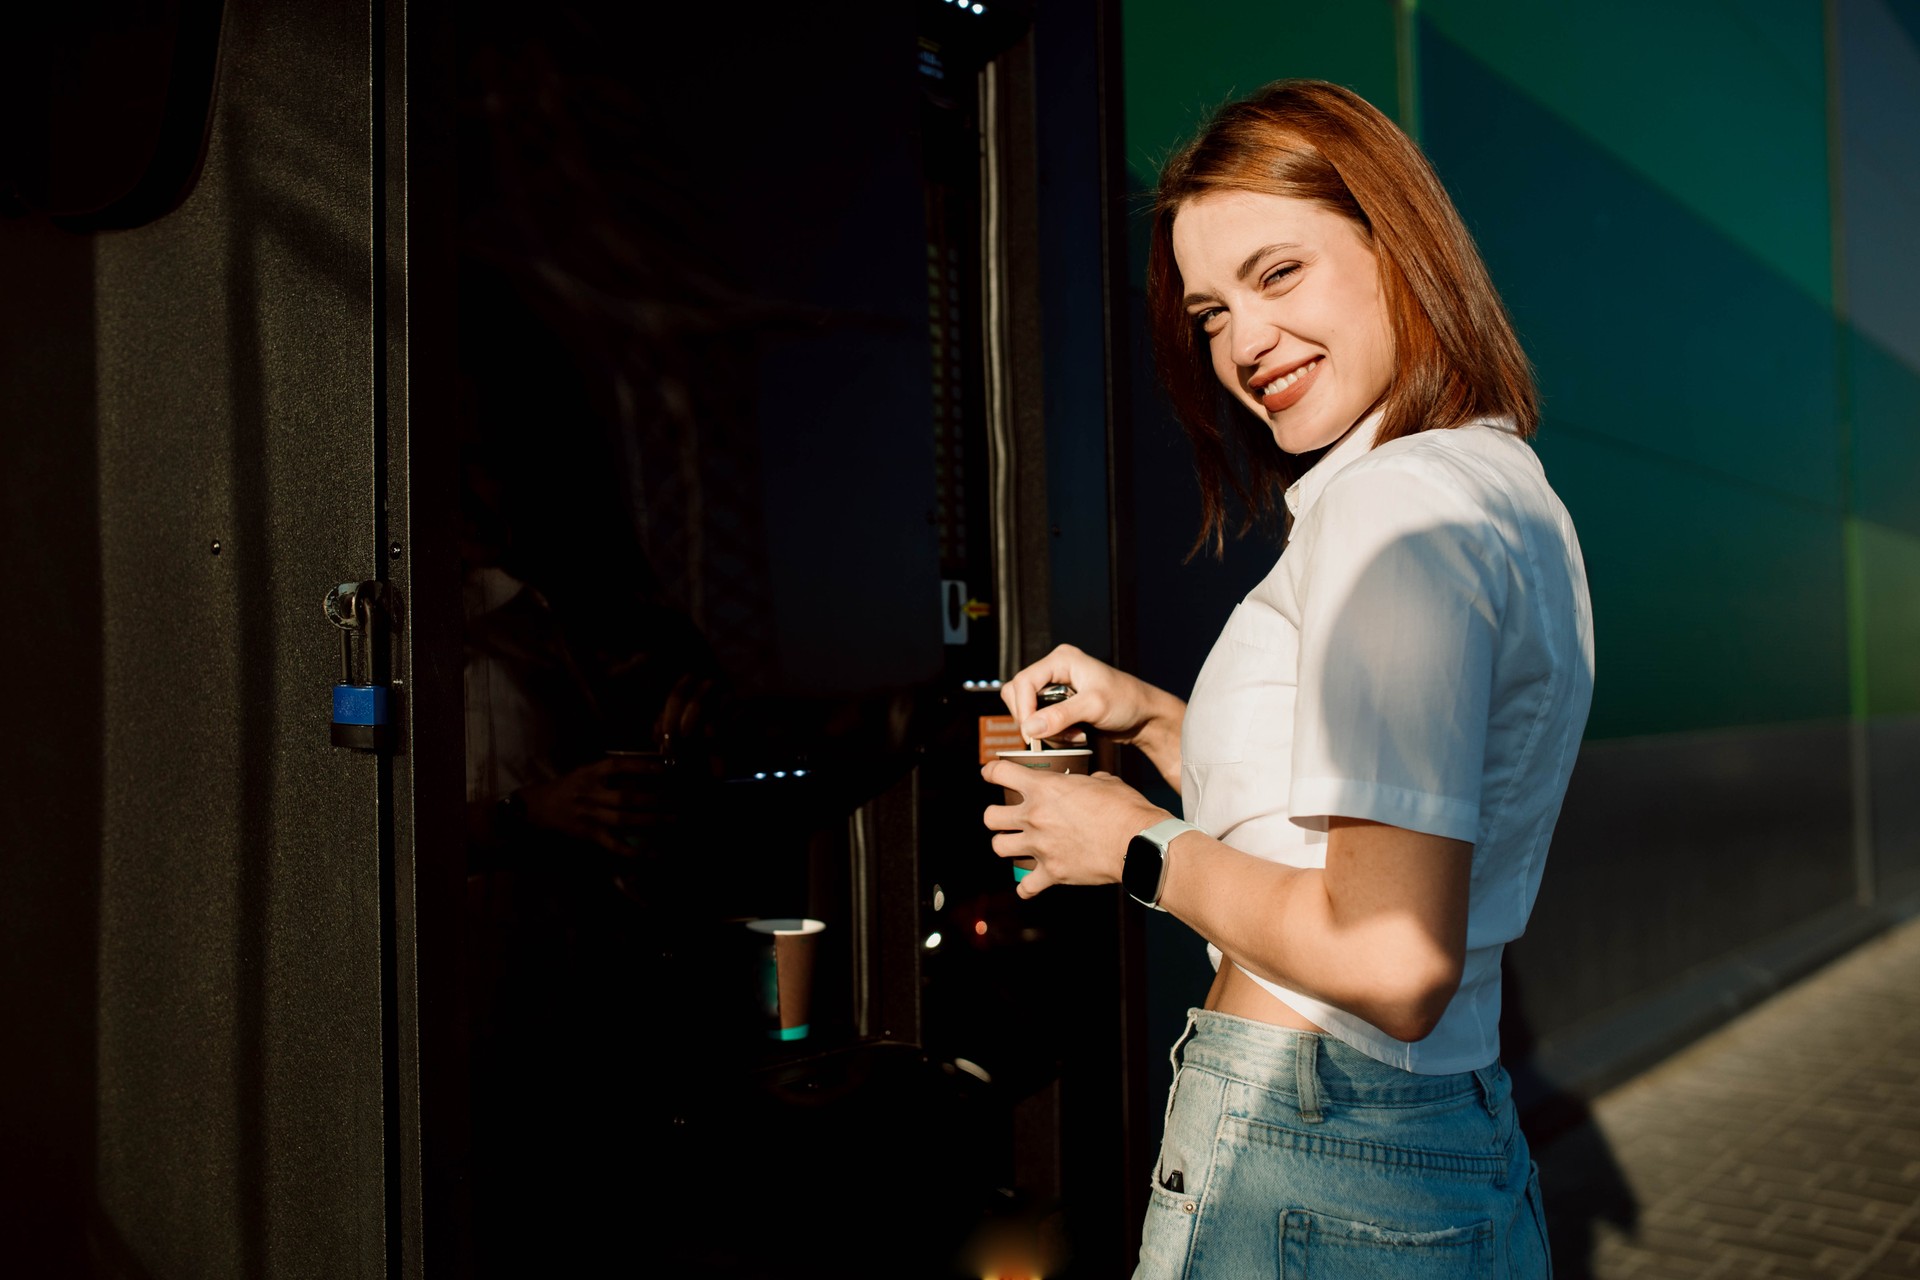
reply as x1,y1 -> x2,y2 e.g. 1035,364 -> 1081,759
1229,314 -> 1280,369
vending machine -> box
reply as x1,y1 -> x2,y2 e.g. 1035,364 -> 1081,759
454,1 -> 1144,1275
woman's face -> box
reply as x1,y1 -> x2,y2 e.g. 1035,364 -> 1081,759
1171,190 -> 1396,455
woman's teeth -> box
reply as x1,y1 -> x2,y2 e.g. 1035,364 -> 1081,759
1264,358 -> 1321,394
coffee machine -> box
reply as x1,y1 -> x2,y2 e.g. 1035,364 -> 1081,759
455,2 -> 1144,1274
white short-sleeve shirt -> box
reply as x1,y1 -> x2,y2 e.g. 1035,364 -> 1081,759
1182,409 -> 1595,1074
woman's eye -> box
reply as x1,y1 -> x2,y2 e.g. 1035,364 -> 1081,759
1262,264 -> 1300,288
1192,307 -> 1227,335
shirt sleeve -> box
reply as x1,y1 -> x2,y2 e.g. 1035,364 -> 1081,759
1288,462 -> 1504,844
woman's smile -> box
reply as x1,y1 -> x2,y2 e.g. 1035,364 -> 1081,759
1253,353 -> 1324,412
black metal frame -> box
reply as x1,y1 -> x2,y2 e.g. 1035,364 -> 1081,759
381,0 -> 467,1274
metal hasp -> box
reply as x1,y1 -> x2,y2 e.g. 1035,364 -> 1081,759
324,580 -> 390,751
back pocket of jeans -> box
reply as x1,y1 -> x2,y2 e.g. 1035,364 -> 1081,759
1278,1209 -> 1493,1278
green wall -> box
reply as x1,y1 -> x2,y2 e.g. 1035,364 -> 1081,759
1119,0 -> 1920,740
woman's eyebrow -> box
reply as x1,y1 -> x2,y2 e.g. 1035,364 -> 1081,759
1236,242 -> 1300,280
1183,243 -> 1304,308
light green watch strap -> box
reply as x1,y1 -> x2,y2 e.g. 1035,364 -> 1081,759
1141,817 -> 1198,850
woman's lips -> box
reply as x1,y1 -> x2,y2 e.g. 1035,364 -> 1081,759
1258,356 -> 1324,412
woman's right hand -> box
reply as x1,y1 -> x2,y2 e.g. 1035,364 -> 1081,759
519,756 -> 676,857
1001,645 -> 1185,783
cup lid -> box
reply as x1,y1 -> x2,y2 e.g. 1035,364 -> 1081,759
746,918 -> 826,936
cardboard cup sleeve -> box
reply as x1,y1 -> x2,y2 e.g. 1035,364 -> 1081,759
745,918 -> 825,1041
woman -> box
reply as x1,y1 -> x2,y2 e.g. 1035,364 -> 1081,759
982,81 -> 1593,1276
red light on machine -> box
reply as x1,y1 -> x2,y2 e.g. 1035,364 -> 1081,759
974,919 -> 988,936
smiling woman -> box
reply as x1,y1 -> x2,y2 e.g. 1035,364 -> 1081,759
1146,80 -> 1538,559
984,80 -> 1590,1278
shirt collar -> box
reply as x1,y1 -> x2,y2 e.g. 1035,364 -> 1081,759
1283,406 -> 1386,524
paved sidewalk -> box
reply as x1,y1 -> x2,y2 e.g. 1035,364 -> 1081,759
1534,915 -> 1920,1279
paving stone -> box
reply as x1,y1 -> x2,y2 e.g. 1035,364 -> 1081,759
1861,1265 -> 1920,1280
1692,1198 -> 1771,1233
1848,1177 -> 1918,1206
1535,917 -> 1920,1280
1627,1225 -> 1747,1266
1738,1226 -> 1833,1262
1803,1218 -> 1891,1254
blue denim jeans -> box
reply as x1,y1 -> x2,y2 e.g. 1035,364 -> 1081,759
1133,1010 -> 1551,1278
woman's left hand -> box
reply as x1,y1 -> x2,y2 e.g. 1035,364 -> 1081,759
980,762 -> 1169,899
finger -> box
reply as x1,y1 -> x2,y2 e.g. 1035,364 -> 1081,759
584,791 -> 674,817
1091,770 -> 1115,780
1020,692 -> 1100,746
1014,866 -> 1054,899
990,831 -> 1032,859
1000,675 -> 1037,730
590,779 -> 667,801
576,790 -> 652,821
657,686 -> 692,736
591,828 -> 637,858
590,802 -> 674,829
982,802 -> 1020,830
577,800 -> 636,826
677,678 -> 717,736
590,788 -> 664,812
1001,643 -> 1082,727
981,759 -> 1050,790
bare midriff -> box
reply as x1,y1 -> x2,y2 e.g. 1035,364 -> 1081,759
1203,957 -> 1328,1033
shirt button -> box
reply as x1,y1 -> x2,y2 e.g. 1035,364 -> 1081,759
1182,1201 -> 1197,1214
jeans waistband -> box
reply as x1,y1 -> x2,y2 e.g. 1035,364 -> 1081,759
1173,1008 -> 1505,1112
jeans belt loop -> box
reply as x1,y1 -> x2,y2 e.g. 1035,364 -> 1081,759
1294,1033 -> 1324,1124
1472,1065 -> 1500,1117
1163,1011 -> 1201,1128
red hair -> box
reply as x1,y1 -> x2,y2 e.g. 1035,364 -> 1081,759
1147,80 -> 1538,558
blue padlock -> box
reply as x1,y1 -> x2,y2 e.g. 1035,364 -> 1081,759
327,582 -> 390,751
331,681 -> 389,751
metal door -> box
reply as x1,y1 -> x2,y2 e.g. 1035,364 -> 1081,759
0,2 -> 451,1274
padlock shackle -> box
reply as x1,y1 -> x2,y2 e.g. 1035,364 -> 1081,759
323,582 -> 385,687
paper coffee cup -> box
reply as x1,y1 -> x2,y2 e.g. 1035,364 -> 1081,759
746,918 -> 825,1041
994,748 -> 1093,881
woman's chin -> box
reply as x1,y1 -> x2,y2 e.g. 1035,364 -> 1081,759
1268,417 -> 1343,456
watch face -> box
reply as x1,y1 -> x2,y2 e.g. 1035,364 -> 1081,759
1124,834 -> 1163,905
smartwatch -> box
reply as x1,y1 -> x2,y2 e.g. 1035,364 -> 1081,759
1124,817 -> 1197,909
